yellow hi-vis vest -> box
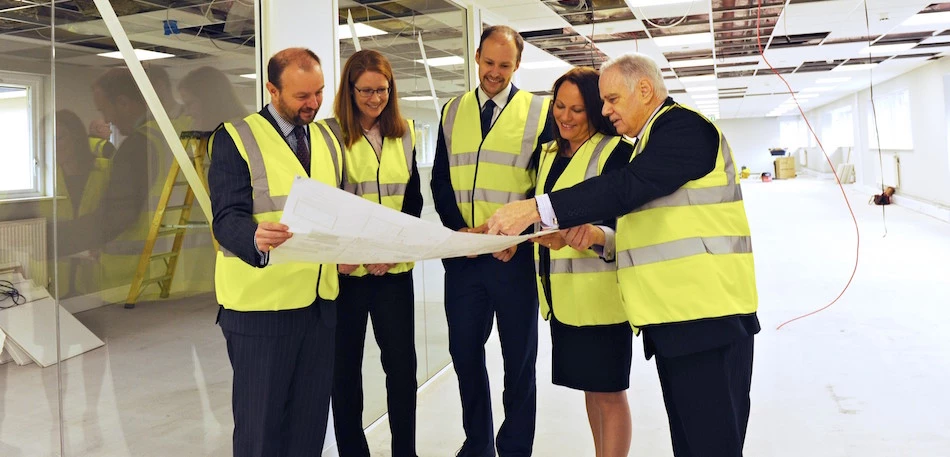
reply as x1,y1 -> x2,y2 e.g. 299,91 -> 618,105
52,156 -> 114,297
616,103 -> 758,327
324,117 -> 417,277
534,133 -> 629,326
442,90 -> 549,228
213,114 -> 343,311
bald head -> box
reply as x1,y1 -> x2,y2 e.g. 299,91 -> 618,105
267,47 -> 321,90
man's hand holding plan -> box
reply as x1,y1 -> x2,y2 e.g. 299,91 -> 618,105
269,177 -> 545,265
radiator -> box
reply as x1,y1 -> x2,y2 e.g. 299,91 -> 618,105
876,154 -> 901,189
0,217 -> 47,283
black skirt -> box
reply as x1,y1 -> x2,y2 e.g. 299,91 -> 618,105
550,316 -> 633,393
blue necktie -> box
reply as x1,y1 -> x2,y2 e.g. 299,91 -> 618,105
292,125 -> 310,176
480,99 -> 496,139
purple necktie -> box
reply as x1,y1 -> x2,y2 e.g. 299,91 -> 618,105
292,125 -> 310,175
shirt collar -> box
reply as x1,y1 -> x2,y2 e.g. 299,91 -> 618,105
633,101 -> 667,140
477,83 -> 513,111
267,103 -> 298,138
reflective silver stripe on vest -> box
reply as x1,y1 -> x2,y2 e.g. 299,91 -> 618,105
633,131 -> 742,212
454,188 -> 524,205
221,246 -> 237,257
519,95 -> 546,164
543,257 -> 615,274
442,97 -> 464,158
616,235 -> 751,268
401,120 -> 413,170
232,119 -> 284,214
583,135 -> 616,180
352,181 -> 408,198
313,121 -> 342,183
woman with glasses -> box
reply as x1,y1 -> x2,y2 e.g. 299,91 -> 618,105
531,67 -> 635,457
325,49 -> 422,457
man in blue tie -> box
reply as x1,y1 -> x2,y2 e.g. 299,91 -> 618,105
430,25 -> 553,457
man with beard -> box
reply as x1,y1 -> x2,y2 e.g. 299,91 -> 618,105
208,47 -> 344,457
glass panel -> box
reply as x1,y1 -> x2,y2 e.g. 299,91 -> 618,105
7,1 -> 259,455
0,1 -> 61,456
337,0 -> 468,427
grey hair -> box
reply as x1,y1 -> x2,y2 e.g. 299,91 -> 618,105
600,52 -> 668,99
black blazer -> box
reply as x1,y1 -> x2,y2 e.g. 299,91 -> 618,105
547,98 -> 760,358
430,85 -> 554,231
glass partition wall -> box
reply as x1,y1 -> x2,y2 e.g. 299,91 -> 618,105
1,1 -> 463,454
337,0 -> 469,429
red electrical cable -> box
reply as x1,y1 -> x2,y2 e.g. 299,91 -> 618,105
755,0 -> 862,330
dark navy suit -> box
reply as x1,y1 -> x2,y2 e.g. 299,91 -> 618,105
431,86 -> 553,457
209,107 -> 336,457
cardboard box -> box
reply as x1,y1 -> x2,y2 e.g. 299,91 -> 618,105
774,156 -> 796,179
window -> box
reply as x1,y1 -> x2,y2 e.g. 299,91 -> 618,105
868,89 -> 912,150
0,71 -> 48,199
823,105 -> 853,148
779,116 -> 808,150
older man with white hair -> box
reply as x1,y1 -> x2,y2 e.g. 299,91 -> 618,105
487,53 -> 760,457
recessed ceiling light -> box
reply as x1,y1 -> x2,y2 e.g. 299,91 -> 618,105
793,93 -> 820,98
685,85 -> 718,92
338,23 -> 387,40
815,77 -> 851,84
653,33 -> 713,48
802,86 -> 835,92
679,74 -> 716,84
416,56 -> 465,67
520,60 -> 571,69
98,49 -> 175,61
832,63 -> 879,72
858,43 -> 916,55
669,58 -> 714,68
626,0 -> 692,6
402,96 -> 435,101
239,73 -> 256,79
900,11 -> 950,27
691,93 -> 719,99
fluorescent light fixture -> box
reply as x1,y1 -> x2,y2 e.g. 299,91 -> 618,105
859,43 -> 916,55
653,33 -> 713,48
239,73 -> 256,79
626,0 -> 692,6
669,58 -> 714,68
402,96 -> 435,101
690,93 -> 719,99
338,23 -> 387,40
793,93 -> 820,98
520,60 -> 571,69
416,56 -> 465,67
679,74 -> 716,84
901,11 -> 950,27
815,77 -> 851,84
685,85 -> 718,92
832,63 -> 878,72
0,90 -> 27,100
98,49 -> 175,61
802,86 -> 835,92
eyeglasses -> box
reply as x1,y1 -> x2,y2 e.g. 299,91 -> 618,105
354,86 -> 390,98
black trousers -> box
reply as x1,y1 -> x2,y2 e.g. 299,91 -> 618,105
653,334 -> 755,457
219,299 -> 336,457
443,250 -> 538,457
332,273 -> 418,457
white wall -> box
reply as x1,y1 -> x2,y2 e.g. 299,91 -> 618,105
716,117 -> 781,174
805,56 -> 950,207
